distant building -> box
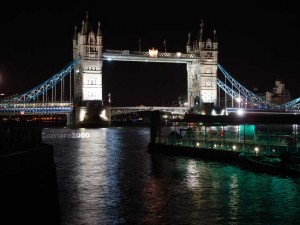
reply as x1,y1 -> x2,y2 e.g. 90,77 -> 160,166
162,94 -> 187,107
266,80 -> 291,104
252,88 -> 266,100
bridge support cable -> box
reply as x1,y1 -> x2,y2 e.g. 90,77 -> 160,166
218,85 -> 220,108
218,64 -> 278,109
60,78 -> 63,102
217,79 -> 245,106
52,87 -> 54,102
231,82 -> 234,108
55,85 -> 57,102
70,70 -> 72,101
280,97 -> 300,110
225,76 -> 227,109
4,58 -> 80,103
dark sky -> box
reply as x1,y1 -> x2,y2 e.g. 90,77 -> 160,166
0,1 -> 299,106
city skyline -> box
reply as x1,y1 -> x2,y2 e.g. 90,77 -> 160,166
0,1 -> 299,106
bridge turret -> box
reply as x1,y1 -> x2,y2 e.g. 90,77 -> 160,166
198,20 -> 205,50
97,21 -> 102,37
73,25 -> 78,59
79,20 -> 87,57
193,40 -> 197,53
213,29 -> 218,50
186,32 -> 191,53
82,11 -> 89,35
96,22 -> 103,58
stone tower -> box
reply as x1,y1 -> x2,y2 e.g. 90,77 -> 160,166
70,12 -> 110,127
73,11 -> 103,106
186,20 -> 218,108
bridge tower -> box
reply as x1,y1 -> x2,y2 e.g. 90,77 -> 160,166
73,11 -> 103,105
71,12 -> 110,127
186,20 -> 218,109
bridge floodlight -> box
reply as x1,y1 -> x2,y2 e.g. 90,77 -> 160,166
236,97 -> 241,103
176,52 -> 182,57
237,108 -> 244,116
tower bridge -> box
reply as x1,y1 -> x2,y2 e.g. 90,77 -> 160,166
1,12 -> 300,127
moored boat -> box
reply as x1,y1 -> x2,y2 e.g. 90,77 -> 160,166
239,152 -> 300,176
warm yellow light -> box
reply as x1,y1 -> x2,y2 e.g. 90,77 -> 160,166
100,109 -> 109,121
79,108 -> 86,121
149,47 -> 158,57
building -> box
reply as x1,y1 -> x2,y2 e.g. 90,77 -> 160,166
266,80 -> 291,104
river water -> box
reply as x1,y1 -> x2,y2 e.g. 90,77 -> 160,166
43,127 -> 300,225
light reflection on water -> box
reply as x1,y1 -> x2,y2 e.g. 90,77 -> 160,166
43,127 -> 300,225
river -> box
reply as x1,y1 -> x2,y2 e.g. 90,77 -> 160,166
43,127 -> 300,225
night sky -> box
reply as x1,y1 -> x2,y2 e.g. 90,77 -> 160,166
0,1 -> 299,106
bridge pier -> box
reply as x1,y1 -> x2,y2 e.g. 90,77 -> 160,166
66,113 -> 73,127
68,105 -> 111,128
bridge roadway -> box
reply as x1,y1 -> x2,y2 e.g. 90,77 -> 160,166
2,102 -> 300,116
110,106 -> 190,116
0,102 -> 190,116
0,102 -> 74,115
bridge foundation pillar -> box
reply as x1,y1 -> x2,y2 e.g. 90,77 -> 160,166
66,113 -> 74,127
69,105 -> 111,128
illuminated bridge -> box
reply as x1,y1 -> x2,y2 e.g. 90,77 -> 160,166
1,14 -> 300,126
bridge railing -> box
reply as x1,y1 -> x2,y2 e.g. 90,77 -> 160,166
0,102 -> 73,107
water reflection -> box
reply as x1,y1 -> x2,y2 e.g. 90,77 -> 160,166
43,127 -> 300,225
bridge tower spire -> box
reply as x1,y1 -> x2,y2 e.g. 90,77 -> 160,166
199,19 -> 204,48
186,32 -> 191,53
73,25 -> 78,59
186,21 -> 218,110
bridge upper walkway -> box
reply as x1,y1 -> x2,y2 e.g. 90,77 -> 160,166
102,50 -> 201,63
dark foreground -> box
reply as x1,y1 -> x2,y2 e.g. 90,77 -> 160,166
0,145 -> 60,224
